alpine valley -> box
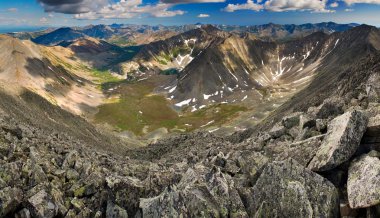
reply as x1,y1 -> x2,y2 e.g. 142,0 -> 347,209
1,21 -> 380,218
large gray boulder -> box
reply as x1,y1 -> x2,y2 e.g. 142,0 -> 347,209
249,159 -> 339,217
348,151 -> 380,209
140,165 -> 248,218
308,110 -> 368,171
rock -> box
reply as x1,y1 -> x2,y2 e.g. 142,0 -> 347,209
308,97 -> 345,119
62,151 -> 79,169
249,159 -> 339,217
347,152 -> 380,208
366,114 -> 380,137
316,119 -> 328,133
106,201 -> 129,218
237,152 -> 269,185
308,110 -> 368,171
299,114 -> 316,129
66,169 -> 79,180
268,123 -> 286,138
27,190 -> 58,218
140,165 -> 248,217
278,135 -> 324,167
70,198 -> 85,211
0,187 -> 23,217
282,112 -> 303,129
15,208 -> 32,218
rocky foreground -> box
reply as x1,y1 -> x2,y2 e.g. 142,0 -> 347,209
1,93 -> 380,218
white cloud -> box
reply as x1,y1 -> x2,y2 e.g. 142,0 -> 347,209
344,0 -> 380,5
161,0 -> 225,3
345,8 -> 355,11
224,0 -> 263,12
74,0 -> 185,19
197,13 -> 210,17
224,0 -> 335,13
7,8 -> 18,12
264,0 -> 333,12
40,17 -> 49,23
330,2 -> 339,7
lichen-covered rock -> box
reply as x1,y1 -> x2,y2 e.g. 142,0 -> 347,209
27,190 -> 58,218
0,187 -> 23,217
277,135 -> 324,167
366,114 -> 380,137
282,112 -> 303,129
140,165 -> 248,218
307,97 -> 345,119
106,201 -> 129,218
268,123 -> 286,138
249,159 -> 339,217
347,151 -> 380,209
308,110 -> 368,171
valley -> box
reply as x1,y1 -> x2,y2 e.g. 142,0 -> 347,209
0,23 -> 363,141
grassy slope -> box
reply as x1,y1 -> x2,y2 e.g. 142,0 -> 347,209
94,77 -> 247,136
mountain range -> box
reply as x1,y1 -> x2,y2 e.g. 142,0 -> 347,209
1,22 -> 380,217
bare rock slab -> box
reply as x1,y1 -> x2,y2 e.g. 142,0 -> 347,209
348,151 -> 380,209
308,110 -> 368,171
250,159 -> 339,217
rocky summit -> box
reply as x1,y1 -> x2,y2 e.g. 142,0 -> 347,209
0,21 -> 380,218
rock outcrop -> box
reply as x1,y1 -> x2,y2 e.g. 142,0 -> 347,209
348,151 -> 380,209
308,110 -> 368,171
249,159 -> 339,217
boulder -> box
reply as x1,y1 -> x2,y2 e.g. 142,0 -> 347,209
299,114 -> 316,129
308,110 -> 368,171
366,114 -> 380,137
27,190 -> 58,218
106,201 -> 129,218
307,97 -> 345,119
347,151 -> 380,208
282,112 -> 303,129
277,135 -> 324,167
249,159 -> 339,217
0,187 -> 23,217
268,123 -> 286,138
140,165 -> 248,217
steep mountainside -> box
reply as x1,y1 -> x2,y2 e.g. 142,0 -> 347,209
32,27 -> 86,46
0,35 -> 105,115
58,37 -> 140,70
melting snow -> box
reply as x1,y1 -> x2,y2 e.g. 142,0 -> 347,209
200,120 -> 215,128
175,99 -> 192,107
169,86 -> 176,93
241,95 -> 248,101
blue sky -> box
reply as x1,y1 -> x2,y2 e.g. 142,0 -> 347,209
0,0 -> 380,29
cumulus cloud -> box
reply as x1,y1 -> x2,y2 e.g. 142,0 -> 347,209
344,0 -> 380,5
161,0 -> 225,3
224,0 -> 263,12
264,0 -> 333,12
74,0 -> 185,19
197,13 -> 210,17
224,0 -> 334,13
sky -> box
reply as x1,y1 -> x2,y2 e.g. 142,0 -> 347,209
1,0 -> 380,30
